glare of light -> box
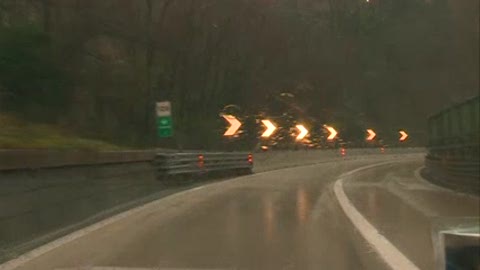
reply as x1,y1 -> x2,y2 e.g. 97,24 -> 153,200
324,125 -> 338,141
366,129 -> 376,141
222,115 -> 242,136
399,130 -> 409,142
398,130 -> 408,142
296,125 -> 308,141
261,120 -> 277,138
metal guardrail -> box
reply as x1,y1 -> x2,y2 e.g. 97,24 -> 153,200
155,152 -> 253,179
424,156 -> 480,194
427,143 -> 479,152
427,143 -> 479,161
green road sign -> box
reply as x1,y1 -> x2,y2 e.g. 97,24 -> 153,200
157,116 -> 173,138
156,101 -> 173,138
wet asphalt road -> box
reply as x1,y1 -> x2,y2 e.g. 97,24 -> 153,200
3,154 -> 478,270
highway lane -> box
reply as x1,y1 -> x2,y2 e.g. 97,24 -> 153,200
3,153 -> 476,270
343,162 -> 480,270
0,148 -> 421,263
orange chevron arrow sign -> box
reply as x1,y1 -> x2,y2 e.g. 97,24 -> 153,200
399,130 -> 409,142
296,125 -> 308,141
366,129 -> 376,141
222,115 -> 241,136
325,125 -> 338,141
261,120 -> 277,138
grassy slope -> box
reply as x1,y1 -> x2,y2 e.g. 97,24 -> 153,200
0,114 -> 123,150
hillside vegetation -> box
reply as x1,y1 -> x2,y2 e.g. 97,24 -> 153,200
0,114 -> 122,150
0,0 -> 477,149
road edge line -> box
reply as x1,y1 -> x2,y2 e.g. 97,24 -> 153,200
333,162 -> 421,270
0,159 -> 350,270
413,166 -> 450,192
0,157 -> 418,270
0,183 -> 215,270
1,159 -> 330,270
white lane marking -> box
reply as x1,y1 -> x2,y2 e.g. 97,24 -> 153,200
334,162 -> 421,270
0,156 -> 417,270
190,186 -> 205,192
0,184 -> 214,270
56,267 -> 228,270
56,267 -> 158,270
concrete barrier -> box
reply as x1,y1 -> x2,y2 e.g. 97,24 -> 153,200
253,148 -> 425,172
0,150 -> 156,171
0,160 -> 157,262
423,157 -> 480,195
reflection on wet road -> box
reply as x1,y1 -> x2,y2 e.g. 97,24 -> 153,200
4,154 -> 477,270
296,187 -> 310,225
7,158 -> 379,270
344,162 -> 480,270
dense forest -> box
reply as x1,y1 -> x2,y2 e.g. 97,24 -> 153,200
0,0 -> 478,149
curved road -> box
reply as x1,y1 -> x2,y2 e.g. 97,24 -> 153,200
1,154 -> 478,270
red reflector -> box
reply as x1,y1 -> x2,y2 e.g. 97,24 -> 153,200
247,154 -> 253,164
198,155 -> 205,168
